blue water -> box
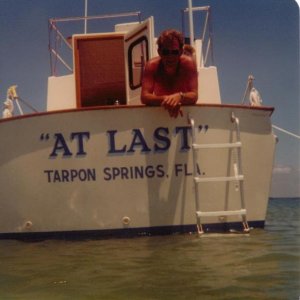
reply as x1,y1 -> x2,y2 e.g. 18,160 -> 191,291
0,198 -> 299,300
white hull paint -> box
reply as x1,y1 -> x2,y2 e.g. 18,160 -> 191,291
0,104 -> 276,238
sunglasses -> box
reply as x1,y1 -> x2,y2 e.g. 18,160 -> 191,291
161,49 -> 181,56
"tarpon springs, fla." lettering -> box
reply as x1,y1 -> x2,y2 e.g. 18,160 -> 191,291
43,163 -> 203,183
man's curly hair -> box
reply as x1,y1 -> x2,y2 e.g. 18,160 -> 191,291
157,29 -> 184,50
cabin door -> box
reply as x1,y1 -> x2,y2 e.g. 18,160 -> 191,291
124,17 -> 154,105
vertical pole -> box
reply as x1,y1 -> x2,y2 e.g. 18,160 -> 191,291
15,99 -> 24,115
188,0 -> 194,47
84,0 -> 88,34
189,115 -> 203,234
48,20 -> 53,76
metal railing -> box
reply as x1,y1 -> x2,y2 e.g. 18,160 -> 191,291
181,5 -> 214,67
48,12 -> 142,76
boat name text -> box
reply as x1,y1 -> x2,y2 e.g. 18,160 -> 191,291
40,125 -> 209,157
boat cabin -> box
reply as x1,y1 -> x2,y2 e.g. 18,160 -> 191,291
47,8 -> 221,111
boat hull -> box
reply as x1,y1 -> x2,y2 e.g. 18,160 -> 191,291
0,104 -> 276,239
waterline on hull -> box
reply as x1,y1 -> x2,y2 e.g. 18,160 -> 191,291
0,221 -> 265,241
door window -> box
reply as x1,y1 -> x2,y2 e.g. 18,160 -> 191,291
128,36 -> 148,90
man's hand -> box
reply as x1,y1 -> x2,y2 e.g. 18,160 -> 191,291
162,93 -> 183,118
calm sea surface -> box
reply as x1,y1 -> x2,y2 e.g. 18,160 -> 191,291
0,198 -> 299,300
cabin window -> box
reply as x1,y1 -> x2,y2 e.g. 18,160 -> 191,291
128,36 -> 149,90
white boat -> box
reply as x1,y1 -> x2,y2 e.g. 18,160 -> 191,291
0,4 -> 276,239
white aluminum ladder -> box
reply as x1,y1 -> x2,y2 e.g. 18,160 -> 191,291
189,112 -> 250,235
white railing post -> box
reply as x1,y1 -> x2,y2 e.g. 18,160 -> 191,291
84,0 -> 88,34
188,0 -> 195,47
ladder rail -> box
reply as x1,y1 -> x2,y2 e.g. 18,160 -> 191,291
190,118 -> 201,217
231,113 -> 249,232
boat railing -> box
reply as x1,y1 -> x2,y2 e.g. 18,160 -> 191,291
181,5 -> 214,67
48,12 -> 142,76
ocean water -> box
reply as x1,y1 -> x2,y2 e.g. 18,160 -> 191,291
0,198 -> 299,300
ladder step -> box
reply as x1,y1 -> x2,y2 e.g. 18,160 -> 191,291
196,209 -> 247,218
192,142 -> 241,150
194,175 -> 244,183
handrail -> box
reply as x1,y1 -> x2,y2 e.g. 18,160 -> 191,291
48,11 -> 142,76
181,5 -> 214,67
182,6 -> 210,13
272,125 -> 300,140
50,48 -> 73,72
49,12 -> 142,24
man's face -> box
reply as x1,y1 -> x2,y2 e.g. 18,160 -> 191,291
159,39 -> 182,75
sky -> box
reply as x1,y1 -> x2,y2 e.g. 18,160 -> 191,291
0,0 -> 299,197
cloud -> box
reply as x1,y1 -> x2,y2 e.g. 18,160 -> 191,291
271,165 -> 300,198
272,166 -> 292,174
